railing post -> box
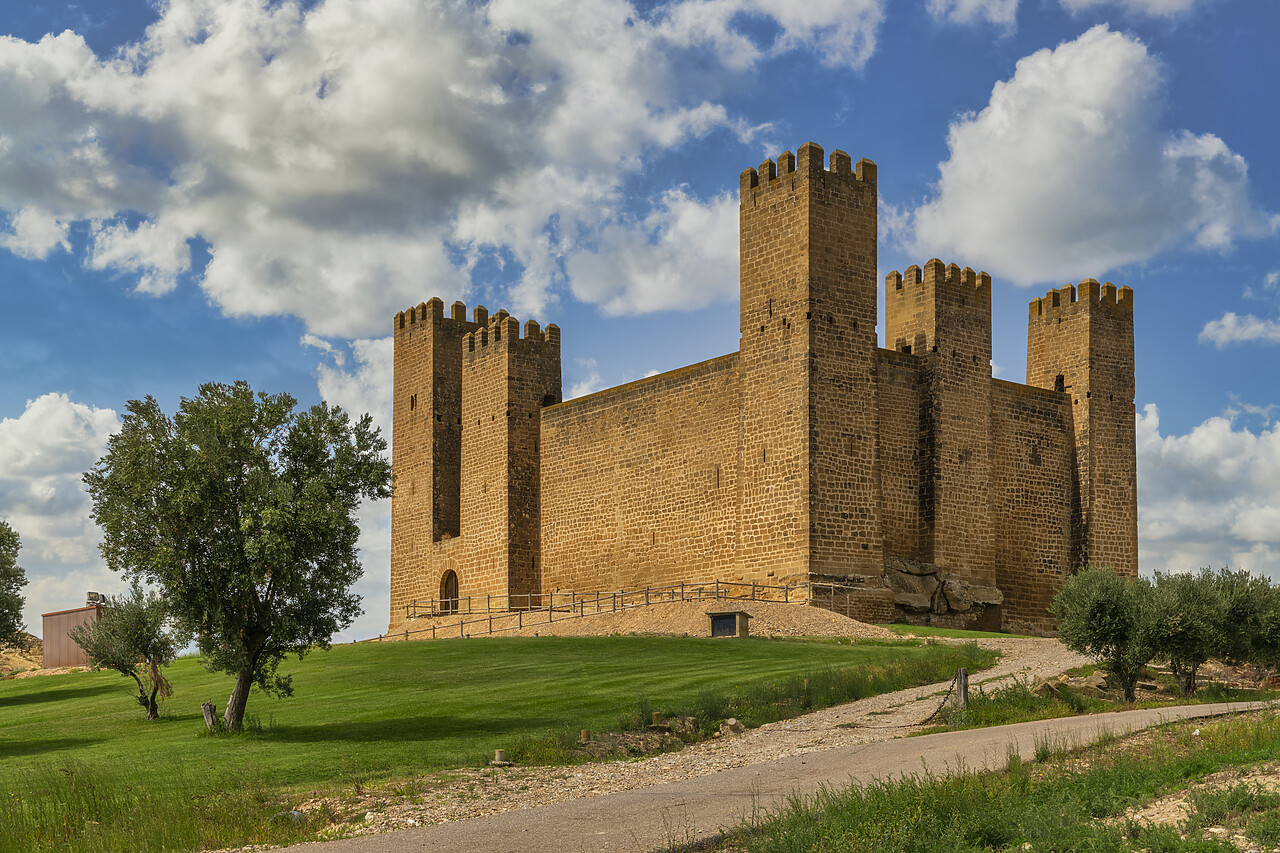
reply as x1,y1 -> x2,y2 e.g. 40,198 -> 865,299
645,586 -> 650,606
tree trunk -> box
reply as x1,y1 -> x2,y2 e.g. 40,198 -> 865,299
224,667 -> 255,731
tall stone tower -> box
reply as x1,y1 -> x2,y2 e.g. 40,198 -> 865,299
736,142 -> 881,584
390,298 -> 477,608
390,299 -> 561,616
885,260 -> 996,588
1027,280 -> 1137,575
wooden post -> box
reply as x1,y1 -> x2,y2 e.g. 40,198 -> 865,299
200,696 -> 216,732
957,668 -> 969,709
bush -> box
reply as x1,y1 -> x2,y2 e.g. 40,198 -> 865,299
1148,570 -> 1220,695
1050,567 -> 1154,701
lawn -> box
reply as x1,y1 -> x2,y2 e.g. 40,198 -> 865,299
0,634 -> 993,852
881,623 -> 1036,639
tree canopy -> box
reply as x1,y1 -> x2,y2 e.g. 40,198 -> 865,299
69,583 -> 183,719
84,381 -> 391,730
0,519 -> 27,649
1049,566 -> 1154,701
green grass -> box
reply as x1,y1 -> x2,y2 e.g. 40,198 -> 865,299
731,710 -> 1280,853
881,623 -> 1035,639
0,635 -> 993,853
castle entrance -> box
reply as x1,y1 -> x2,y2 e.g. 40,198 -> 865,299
440,570 -> 459,614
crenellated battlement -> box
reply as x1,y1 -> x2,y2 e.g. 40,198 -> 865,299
887,259 -> 991,310
739,141 -> 876,203
463,311 -> 560,356
1029,279 -> 1133,324
394,297 -> 485,334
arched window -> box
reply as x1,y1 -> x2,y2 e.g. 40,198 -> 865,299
440,570 -> 459,614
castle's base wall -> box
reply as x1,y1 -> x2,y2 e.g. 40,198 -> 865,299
991,379 -> 1075,633
540,355 -> 741,593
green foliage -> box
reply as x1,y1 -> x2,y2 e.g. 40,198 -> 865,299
1149,570 -> 1221,695
1210,567 -> 1280,667
1050,566 -> 1155,701
82,380 -> 392,731
0,520 -> 27,648
68,583 -> 183,720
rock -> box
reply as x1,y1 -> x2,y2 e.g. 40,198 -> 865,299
719,718 -> 745,736
271,810 -> 306,826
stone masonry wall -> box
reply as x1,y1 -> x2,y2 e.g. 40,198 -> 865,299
540,355 -> 741,592
991,379 -> 1075,633
1027,281 -> 1137,576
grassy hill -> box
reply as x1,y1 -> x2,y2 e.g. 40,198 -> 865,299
0,634 -> 993,852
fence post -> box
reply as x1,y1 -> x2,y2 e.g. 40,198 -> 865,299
752,581 -> 757,600
957,668 -> 969,709
645,586 -> 650,606
715,579 -> 719,600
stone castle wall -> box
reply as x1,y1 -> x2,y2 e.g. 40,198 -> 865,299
388,142 -> 1139,632
540,355 -> 741,593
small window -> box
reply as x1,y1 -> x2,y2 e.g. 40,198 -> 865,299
1054,375 -> 1065,393
409,394 -> 417,411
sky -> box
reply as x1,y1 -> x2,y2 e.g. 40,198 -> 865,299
1,0 -> 1277,643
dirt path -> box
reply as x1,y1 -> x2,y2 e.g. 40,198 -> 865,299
294,636 -> 1090,840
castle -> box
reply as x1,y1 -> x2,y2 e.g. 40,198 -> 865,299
389,143 -> 1137,634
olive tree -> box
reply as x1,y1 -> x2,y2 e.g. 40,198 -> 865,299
0,520 -> 27,649
1147,570 -> 1220,696
84,381 -> 391,731
69,583 -> 182,719
1050,566 -> 1155,701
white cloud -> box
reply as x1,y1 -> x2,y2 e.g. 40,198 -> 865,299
565,189 -> 739,316
1199,312 -> 1280,347
0,0 -> 886,336
927,0 -> 1019,27
314,337 -> 393,436
910,25 -> 1277,287
0,394 -> 121,634
0,207 -> 71,259
1137,404 -> 1280,583
568,358 -> 607,400
1060,0 -> 1206,17
1266,270 -> 1279,290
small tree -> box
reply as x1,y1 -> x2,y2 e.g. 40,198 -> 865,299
84,381 -> 391,731
1050,566 -> 1155,702
0,520 -> 27,649
1210,567 -> 1274,666
68,583 -> 182,720
1148,570 -> 1219,696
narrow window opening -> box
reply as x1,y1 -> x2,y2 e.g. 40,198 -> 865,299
768,298 -> 773,318
409,394 -> 417,411
1054,374 -> 1065,392
901,345 -> 911,354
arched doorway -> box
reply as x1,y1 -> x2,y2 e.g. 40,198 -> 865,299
440,570 -> 459,614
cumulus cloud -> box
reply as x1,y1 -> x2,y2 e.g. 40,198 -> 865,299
0,394 -> 121,633
0,0 -> 886,336
910,25 -> 1277,286
1199,312 -> 1280,347
565,189 -> 739,316
1137,404 -> 1280,582
0,207 -> 71,259
927,0 -> 1019,27
314,337 -> 393,436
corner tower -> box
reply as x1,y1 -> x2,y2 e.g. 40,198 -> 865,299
737,142 -> 882,586
1027,280 -> 1137,575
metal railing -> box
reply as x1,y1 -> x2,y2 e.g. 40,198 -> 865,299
370,579 -> 875,643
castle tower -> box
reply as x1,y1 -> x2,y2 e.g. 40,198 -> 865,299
1027,280 -> 1137,575
390,298 -> 477,614
885,261 -> 996,587
737,142 -> 882,585
458,312 -> 562,603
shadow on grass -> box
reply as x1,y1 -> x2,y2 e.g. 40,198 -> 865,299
0,736 -> 108,759
0,682 -> 119,709
267,714 -> 564,744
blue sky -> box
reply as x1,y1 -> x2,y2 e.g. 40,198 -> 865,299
1,0 -> 1277,642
